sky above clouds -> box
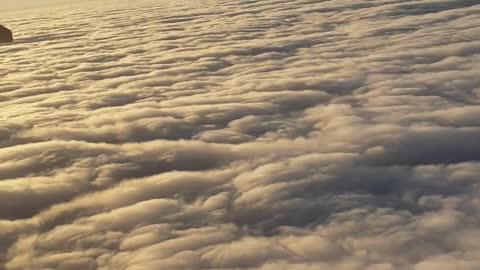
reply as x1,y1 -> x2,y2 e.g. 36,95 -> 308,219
1,0 -> 480,269
1,0 -> 95,11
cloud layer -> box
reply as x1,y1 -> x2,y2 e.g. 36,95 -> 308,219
1,0 -> 480,269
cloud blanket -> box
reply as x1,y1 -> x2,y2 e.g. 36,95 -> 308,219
1,0 -> 480,269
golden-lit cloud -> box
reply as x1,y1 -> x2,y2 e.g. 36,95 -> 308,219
1,0 -> 480,269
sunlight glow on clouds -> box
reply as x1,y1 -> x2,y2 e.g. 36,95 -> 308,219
1,0 -> 480,269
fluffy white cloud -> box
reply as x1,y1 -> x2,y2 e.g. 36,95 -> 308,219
1,0 -> 480,269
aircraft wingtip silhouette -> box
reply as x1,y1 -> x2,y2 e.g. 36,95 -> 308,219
0,25 -> 13,43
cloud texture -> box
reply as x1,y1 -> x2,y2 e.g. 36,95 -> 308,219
1,0 -> 480,269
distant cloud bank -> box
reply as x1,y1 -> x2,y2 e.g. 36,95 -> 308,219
1,0 -> 480,269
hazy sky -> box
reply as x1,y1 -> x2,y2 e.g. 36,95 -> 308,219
1,0 -> 90,11
1,0 -> 480,269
